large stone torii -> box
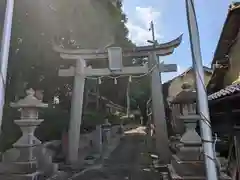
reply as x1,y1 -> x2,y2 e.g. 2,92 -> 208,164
53,34 -> 182,164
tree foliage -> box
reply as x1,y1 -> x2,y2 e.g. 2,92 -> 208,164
130,76 -> 151,125
0,0 -> 135,150
0,0 -> 151,151
2,0 -> 132,102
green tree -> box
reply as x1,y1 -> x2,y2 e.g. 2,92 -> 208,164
4,0 -> 133,104
130,76 -> 151,125
0,0 -> 136,151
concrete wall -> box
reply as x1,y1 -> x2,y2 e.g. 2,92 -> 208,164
223,30 -> 240,86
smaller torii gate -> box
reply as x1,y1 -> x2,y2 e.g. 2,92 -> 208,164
53,37 -> 181,164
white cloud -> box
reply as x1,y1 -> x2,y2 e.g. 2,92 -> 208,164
135,7 -> 160,29
124,6 -> 162,45
125,21 -> 153,45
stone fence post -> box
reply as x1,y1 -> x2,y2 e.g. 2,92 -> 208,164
102,119 -> 111,145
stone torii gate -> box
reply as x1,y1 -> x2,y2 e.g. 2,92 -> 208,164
53,35 -> 182,164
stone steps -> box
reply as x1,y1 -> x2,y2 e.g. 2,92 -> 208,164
167,164 -> 231,180
0,161 -> 38,174
0,171 -> 42,180
171,155 -> 205,177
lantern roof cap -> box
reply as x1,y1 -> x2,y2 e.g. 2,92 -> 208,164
10,89 -> 48,108
171,82 -> 196,104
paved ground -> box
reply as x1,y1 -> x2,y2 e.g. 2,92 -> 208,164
72,127 -> 160,180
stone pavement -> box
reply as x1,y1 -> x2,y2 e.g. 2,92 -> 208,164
70,126 -> 161,180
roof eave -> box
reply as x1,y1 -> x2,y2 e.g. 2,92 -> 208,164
211,3 -> 240,67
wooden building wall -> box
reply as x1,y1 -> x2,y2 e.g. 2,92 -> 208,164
223,30 -> 240,86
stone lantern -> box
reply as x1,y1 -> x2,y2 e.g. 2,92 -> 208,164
0,89 -> 48,179
10,89 -> 48,160
170,82 -> 200,144
168,83 -> 231,179
168,83 -> 205,178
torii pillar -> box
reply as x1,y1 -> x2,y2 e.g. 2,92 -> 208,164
53,35 -> 182,164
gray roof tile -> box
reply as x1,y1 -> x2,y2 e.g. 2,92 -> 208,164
208,83 -> 240,100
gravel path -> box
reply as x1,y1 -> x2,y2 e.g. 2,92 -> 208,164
72,127 -> 160,180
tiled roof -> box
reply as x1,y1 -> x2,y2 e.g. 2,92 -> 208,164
208,83 -> 240,100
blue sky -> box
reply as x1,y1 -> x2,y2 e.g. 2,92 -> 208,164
123,0 -> 233,82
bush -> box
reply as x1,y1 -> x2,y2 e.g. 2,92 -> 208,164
107,114 -> 122,125
81,111 -> 106,133
35,107 -> 70,141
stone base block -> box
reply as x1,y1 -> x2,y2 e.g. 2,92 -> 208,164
0,161 -> 37,174
172,155 -> 205,177
176,147 -> 202,161
0,171 -> 42,180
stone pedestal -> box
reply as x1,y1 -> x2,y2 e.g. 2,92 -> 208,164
0,89 -> 58,179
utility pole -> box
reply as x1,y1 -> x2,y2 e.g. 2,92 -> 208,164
0,0 -> 15,132
150,21 -> 156,44
148,21 -> 172,163
185,0 -> 218,179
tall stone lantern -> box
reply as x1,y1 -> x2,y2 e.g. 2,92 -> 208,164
168,83 -> 231,179
10,88 -> 48,160
169,83 -> 205,178
0,88 -> 48,179
171,82 -> 200,144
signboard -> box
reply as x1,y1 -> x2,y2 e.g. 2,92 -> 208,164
159,64 -> 177,72
108,47 -> 123,71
